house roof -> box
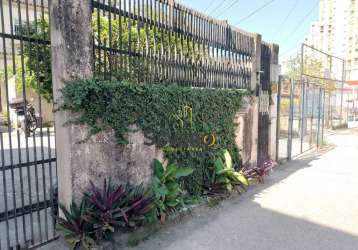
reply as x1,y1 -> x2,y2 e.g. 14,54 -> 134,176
346,80 -> 358,86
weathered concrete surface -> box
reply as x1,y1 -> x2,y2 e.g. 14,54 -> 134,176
124,129 -> 358,250
71,127 -> 164,202
250,97 -> 259,166
269,43 -> 279,161
50,0 -> 93,208
235,97 -> 254,167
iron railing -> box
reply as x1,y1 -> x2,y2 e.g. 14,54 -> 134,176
0,0 -> 57,249
92,0 -> 255,89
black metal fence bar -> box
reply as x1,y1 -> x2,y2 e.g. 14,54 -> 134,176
92,0 -> 254,89
0,0 -> 57,249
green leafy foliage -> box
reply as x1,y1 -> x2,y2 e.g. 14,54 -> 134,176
209,149 -> 249,194
57,201 -> 96,250
13,18 -> 53,102
150,159 -> 193,223
60,79 -> 248,194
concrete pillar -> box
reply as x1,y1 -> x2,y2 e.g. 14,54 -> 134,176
269,43 -> 280,161
251,34 -> 262,93
248,34 -> 261,166
250,98 -> 259,166
50,0 -> 93,209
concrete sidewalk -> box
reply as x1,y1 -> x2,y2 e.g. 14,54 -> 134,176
130,129 -> 358,250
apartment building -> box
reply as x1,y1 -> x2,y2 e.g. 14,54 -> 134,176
344,0 -> 358,81
305,0 -> 358,81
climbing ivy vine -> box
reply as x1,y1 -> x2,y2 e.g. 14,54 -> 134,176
60,80 -> 249,194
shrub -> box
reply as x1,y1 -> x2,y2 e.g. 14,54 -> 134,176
208,149 -> 249,194
149,159 -> 193,223
57,180 -> 154,248
57,200 -> 96,250
84,180 -> 153,240
241,160 -> 278,183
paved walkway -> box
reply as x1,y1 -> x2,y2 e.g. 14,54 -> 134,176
131,129 -> 358,250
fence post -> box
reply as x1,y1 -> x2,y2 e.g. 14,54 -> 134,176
50,0 -> 93,209
251,34 -> 262,93
276,76 -> 282,162
316,87 -> 323,147
269,43 -> 279,161
288,78 -> 295,160
248,34 -> 261,166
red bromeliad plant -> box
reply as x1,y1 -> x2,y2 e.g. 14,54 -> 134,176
57,200 -> 96,250
84,180 -> 153,240
241,159 -> 278,183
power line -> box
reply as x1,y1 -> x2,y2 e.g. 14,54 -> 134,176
235,0 -> 276,25
204,0 -> 217,13
280,43 -> 301,58
207,0 -> 231,16
280,0 -> 320,47
215,0 -> 241,18
272,0 -> 299,40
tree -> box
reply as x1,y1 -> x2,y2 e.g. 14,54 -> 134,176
17,18 -> 52,102
283,53 -> 335,92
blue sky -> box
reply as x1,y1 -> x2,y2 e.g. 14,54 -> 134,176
177,0 -> 320,62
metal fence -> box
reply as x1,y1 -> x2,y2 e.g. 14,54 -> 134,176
277,76 -> 325,161
300,44 -> 347,129
92,0 -> 255,89
0,0 -> 57,249
277,44 -> 350,161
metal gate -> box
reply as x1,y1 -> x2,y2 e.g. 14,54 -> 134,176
257,43 -> 271,164
277,44 -> 347,162
0,1 -> 58,249
277,76 -> 325,161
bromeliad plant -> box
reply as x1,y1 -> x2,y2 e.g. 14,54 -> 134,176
209,149 -> 249,194
150,159 -> 193,223
57,200 -> 96,250
57,180 -> 154,249
241,159 -> 278,183
84,180 -> 153,240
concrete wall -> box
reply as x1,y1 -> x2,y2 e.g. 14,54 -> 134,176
50,0 -> 277,208
70,125 -> 165,202
235,97 -> 258,167
69,109 -> 256,201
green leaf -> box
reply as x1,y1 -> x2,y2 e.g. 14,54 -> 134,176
155,185 -> 169,197
166,199 -> 180,207
225,183 -> 233,192
166,188 -> 180,200
153,159 -> 164,179
216,169 -> 231,175
175,167 -> 193,179
163,164 -> 177,181
223,149 -> 233,170
216,176 -> 230,184
214,158 -> 225,173
231,172 -> 249,187
166,181 -> 180,192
